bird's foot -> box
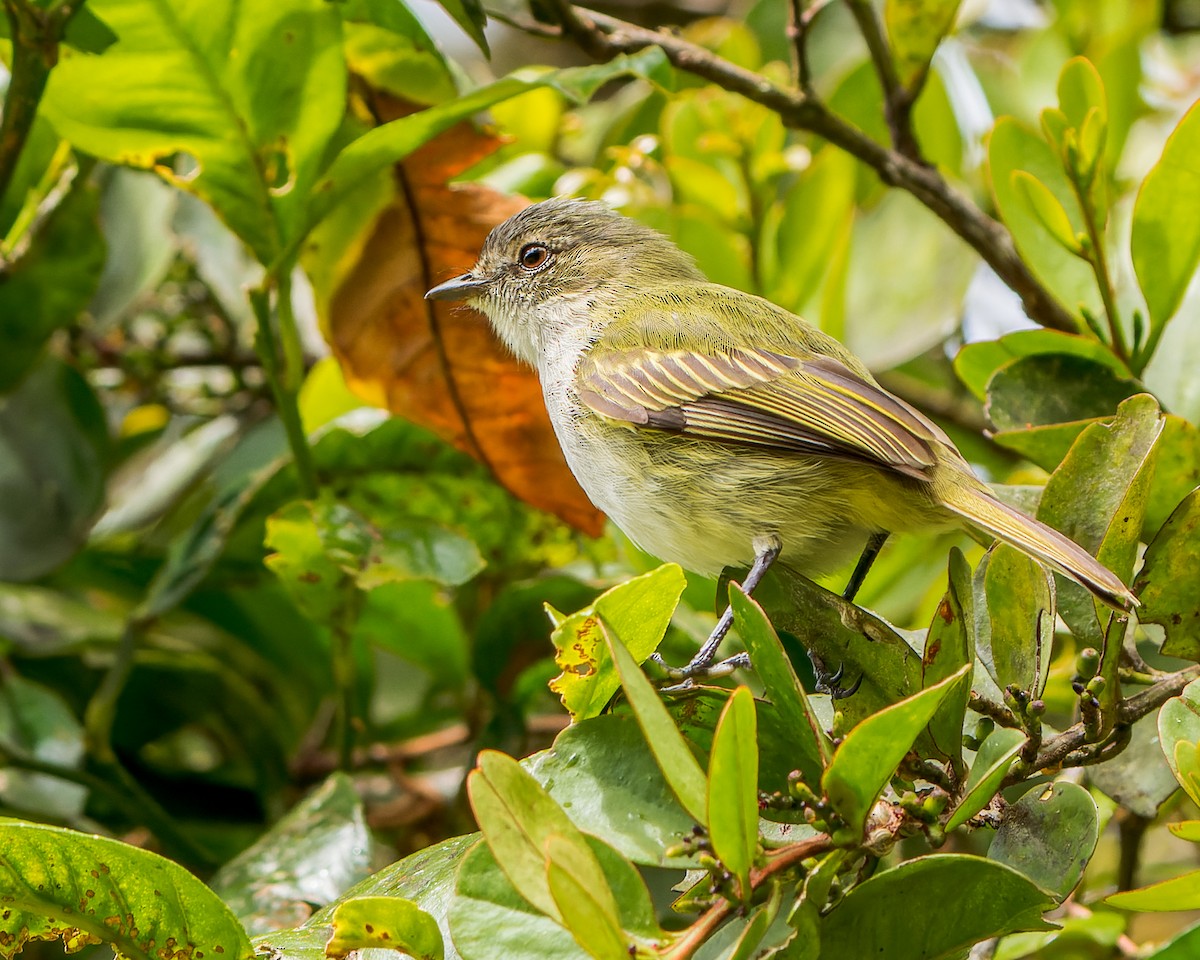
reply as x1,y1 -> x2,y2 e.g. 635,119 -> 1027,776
811,654 -> 863,701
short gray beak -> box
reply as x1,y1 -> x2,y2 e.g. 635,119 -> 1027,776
425,273 -> 487,302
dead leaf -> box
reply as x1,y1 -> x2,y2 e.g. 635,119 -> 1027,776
326,96 -> 605,536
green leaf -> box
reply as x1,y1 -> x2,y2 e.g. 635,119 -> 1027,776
988,782 -> 1098,900
209,774 -> 376,936
1089,712 -> 1180,818
984,354 -> 1140,433
922,549 -> 972,770
549,564 -> 686,721
433,0 -> 488,55
707,687 -> 759,897
819,855 -> 1055,957
325,897 -> 442,960
0,358 -> 107,580
451,837 -> 660,960
1145,920 -> 1200,958
729,584 -> 829,784
308,49 -> 668,236
822,665 -> 970,838
976,545 -> 1055,697
1171,821 -> 1200,843
466,750 -> 602,923
754,567 -> 924,731
954,330 -> 1130,402
1132,98 -> 1200,336
544,836 -> 629,960
1160,679 -> 1200,806
0,676 -> 87,821
884,0 -> 962,89
1106,869 -> 1200,912
43,0 -> 346,263
524,715 -> 699,868
0,820 -> 254,960
989,117 -> 1100,320
253,834 -> 475,960
600,620 -> 709,824
1057,57 -> 1107,131
1013,171 -> 1082,254
0,179 -> 105,391
945,727 -> 1025,832
1037,394 -> 1163,646
1136,488 -> 1200,661
1145,415 -> 1200,541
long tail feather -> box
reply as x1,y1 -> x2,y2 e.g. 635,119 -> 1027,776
939,483 -> 1137,610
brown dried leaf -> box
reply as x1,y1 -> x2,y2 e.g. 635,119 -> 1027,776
327,101 -> 604,535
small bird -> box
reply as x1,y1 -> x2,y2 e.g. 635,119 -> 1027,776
427,199 -> 1135,674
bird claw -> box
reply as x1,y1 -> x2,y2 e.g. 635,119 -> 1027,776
812,658 -> 863,700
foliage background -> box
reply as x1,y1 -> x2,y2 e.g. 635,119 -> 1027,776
2,0 -> 1200,957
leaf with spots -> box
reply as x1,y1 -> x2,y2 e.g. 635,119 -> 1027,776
0,819 -> 253,960
324,897 -> 442,960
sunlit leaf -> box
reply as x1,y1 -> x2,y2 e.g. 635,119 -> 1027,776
884,0 -> 962,90
946,728 -> 1025,832
325,897 -> 442,960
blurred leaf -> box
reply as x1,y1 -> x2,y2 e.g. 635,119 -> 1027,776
1057,57 -> 1107,131
1013,171 -> 1081,254
954,330 -> 1129,402
253,835 -> 475,960
946,727 -> 1025,832
1037,394 -> 1163,645
822,666 -> 970,838
922,549 -> 972,770
975,545 -> 1055,697
0,676 -> 87,820
988,782 -> 1098,900
884,0 -> 962,89
209,774 -> 376,936
325,897 -> 442,960
525,715 -> 698,868
989,117 -> 1100,320
1089,712 -> 1179,818
819,855 -> 1055,956
1106,869 -> 1200,912
706,687 -> 758,897
450,836 -> 658,960
342,20 -> 455,107
0,821 -> 253,960
1145,920 -> 1200,958
0,358 -> 107,580
1170,821 -> 1200,842
0,179 -> 105,391
1136,489 -> 1200,661
730,584 -> 830,786
544,836 -> 630,960
467,750 -> 604,923
549,564 -> 685,721
1159,679 -> 1200,806
1132,102 -> 1200,337
42,0 -> 346,263
755,567 -> 924,731
845,190 -> 977,369
298,358 -> 365,435
601,620 -> 708,824
326,107 -> 603,535
434,0 -> 488,55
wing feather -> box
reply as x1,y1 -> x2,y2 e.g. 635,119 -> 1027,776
576,346 -> 950,481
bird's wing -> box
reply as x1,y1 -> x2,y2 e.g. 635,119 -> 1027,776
576,345 -> 951,481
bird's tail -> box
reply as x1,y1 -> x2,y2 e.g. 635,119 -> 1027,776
939,482 -> 1137,610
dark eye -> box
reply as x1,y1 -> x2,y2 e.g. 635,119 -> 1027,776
519,243 -> 551,271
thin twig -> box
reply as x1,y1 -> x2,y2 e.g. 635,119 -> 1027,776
843,0 -> 920,160
543,4 -> 1081,336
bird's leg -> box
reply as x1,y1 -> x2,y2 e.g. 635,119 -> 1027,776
660,535 -> 781,683
806,532 -> 889,700
843,531 -> 889,603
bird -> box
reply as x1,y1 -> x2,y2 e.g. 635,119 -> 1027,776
426,198 -> 1135,677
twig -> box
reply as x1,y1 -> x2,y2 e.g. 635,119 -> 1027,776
1001,665 -> 1200,786
843,0 -> 920,160
968,691 -> 1020,729
543,4 -> 1081,336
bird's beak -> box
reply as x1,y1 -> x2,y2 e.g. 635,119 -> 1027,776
425,273 -> 487,302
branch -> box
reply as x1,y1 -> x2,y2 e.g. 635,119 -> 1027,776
543,4 -> 1081,335
843,0 -> 920,160
1001,666 -> 1200,787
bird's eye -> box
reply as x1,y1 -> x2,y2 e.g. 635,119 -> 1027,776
518,243 -> 551,271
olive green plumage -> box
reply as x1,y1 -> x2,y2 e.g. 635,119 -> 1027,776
426,198 -> 1135,609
